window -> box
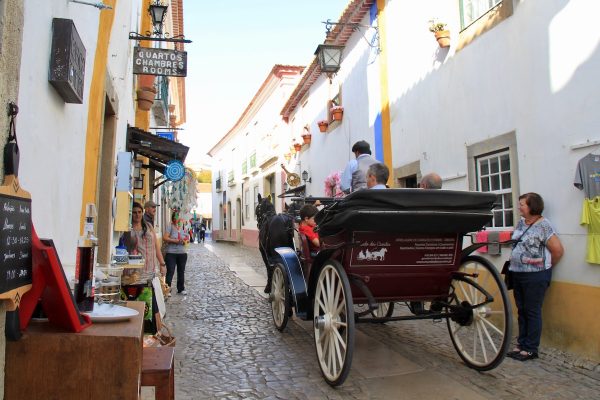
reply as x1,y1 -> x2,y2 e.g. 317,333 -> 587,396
253,185 -> 259,220
242,160 -> 247,175
476,150 -> 512,228
249,152 -> 256,169
460,0 -> 502,29
244,189 -> 250,221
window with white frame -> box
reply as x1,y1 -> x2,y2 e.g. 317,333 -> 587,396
253,185 -> 259,220
460,0 -> 502,29
244,189 -> 250,221
476,150 -> 513,228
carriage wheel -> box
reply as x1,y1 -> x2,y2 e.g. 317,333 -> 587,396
270,264 -> 290,332
313,260 -> 355,386
447,255 -> 512,371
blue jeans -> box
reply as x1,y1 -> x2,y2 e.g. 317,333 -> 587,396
512,268 -> 552,353
165,252 -> 188,293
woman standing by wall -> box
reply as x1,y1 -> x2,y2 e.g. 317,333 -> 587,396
164,210 -> 190,295
508,192 -> 564,361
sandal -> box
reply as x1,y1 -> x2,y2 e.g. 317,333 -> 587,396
506,347 -> 521,358
514,351 -> 538,361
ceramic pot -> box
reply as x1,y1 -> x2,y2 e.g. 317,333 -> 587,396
434,30 -> 450,48
302,134 -> 312,144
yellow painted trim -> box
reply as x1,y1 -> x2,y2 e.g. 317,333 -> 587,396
80,0 -> 117,233
134,0 -> 153,200
135,0 -> 153,132
376,0 -> 393,183
541,281 -> 600,361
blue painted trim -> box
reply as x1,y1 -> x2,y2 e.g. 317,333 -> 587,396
374,112 -> 383,161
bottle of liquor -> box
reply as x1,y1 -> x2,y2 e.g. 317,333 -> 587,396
74,204 -> 98,312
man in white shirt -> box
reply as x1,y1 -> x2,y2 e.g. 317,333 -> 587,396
340,140 -> 379,193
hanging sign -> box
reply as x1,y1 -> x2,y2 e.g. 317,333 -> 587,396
133,46 -> 187,77
165,160 -> 185,182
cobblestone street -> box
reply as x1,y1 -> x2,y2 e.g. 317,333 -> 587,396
160,241 -> 600,400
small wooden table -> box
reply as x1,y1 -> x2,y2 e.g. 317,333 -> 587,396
5,301 -> 145,400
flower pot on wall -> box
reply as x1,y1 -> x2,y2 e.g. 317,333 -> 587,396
293,143 -> 302,152
330,107 -> 344,121
317,121 -> 329,132
136,87 -> 157,111
434,30 -> 450,48
302,134 -> 312,144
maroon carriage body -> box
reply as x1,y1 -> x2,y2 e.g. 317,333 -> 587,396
315,189 -> 497,303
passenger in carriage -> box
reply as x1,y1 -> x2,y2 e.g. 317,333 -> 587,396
419,173 -> 442,189
298,204 -> 320,255
366,163 -> 389,189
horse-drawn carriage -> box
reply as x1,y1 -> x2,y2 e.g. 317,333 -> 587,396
257,189 -> 512,386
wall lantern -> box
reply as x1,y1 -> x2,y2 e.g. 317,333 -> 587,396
315,40 -> 344,76
302,170 -> 312,184
134,174 -> 144,190
149,1 -> 168,36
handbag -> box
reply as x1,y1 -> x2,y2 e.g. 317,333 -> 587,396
501,260 -> 513,290
502,217 -> 540,291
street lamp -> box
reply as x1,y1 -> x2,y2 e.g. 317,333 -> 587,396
302,170 -> 311,184
149,1 -> 168,36
315,32 -> 344,76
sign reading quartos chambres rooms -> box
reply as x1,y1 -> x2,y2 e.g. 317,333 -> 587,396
133,46 -> 187,77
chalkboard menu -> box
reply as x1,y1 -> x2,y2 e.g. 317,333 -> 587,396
0,193 -> 32,294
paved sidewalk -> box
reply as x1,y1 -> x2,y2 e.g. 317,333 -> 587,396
148,241 -> 599,399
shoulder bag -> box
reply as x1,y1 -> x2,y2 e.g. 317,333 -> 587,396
502,217 -> 539,290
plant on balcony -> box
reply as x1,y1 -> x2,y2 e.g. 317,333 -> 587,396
330,106 -> 344,121
293,141 -> 302,152
317,120 -> 329,132
429,19 -> 450,48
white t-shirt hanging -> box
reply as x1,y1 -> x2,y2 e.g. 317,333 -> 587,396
574,153 -> 600,198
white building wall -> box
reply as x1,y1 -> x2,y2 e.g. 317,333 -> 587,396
384,0 -> 600,287
17,1 -> 139,266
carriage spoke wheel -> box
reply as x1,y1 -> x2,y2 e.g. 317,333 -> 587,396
313,260 -> 355,386
270,264 -> 290,332
447,256 -> 512,371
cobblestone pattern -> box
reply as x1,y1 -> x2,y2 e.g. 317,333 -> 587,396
165,242 -> 600,399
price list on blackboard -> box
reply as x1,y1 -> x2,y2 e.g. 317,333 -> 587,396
0,194 -> 32,294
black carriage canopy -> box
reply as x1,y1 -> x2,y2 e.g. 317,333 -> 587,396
315,189 -> 498,237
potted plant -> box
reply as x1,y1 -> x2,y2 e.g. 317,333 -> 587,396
429,20 -> 450,48
317,120 -> 329,132
301,132 -> 312,144
293,141 -> 302,152
330,106 -> 344,121
136,85 -> 157,111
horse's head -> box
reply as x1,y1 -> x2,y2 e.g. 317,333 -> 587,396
256,194 -> 275,227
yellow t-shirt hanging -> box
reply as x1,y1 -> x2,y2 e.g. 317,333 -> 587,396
580,197 -> 600,264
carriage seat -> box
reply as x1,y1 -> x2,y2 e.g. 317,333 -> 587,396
294,230 -> 315,262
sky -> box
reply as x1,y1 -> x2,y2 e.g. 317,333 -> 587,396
178,0 -> 349,166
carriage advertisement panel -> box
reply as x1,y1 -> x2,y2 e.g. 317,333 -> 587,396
350,232 -> 459,267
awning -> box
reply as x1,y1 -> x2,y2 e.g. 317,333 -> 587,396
126,126 -> 189,173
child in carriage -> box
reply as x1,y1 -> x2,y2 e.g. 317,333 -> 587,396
298,204 -> 320,255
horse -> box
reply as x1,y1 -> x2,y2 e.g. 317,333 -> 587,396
256,194 -> 295,293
